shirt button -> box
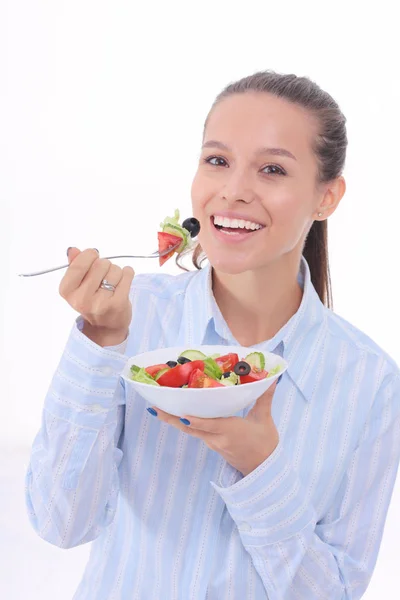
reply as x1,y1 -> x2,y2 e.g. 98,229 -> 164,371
239,522 -> 252,532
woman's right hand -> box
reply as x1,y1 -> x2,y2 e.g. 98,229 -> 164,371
59,247 -> 135,347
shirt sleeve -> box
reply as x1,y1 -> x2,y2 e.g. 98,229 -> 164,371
77,315 -> 129,356
104,338 -> 129,354
25,316 -> 130,549
211,371 -> 400,599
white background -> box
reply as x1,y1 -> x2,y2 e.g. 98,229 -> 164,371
1,1 -> 399,598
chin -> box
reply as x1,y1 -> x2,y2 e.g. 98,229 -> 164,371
206,250 -> 261,275
198,226 -> 274,275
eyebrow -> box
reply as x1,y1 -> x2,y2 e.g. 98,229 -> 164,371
201,140 -> 297,161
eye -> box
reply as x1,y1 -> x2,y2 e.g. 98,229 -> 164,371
203,155 -> 229,167
261,164 -> 286,176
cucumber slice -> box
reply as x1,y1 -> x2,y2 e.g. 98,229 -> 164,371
162,224 -> 189,250
179,349 -> 207,361
209,353 -> 221,359
163,223 -> 187,238
220,372 -> 239,386
160,209 -> 191,253
244,351 -> 265,371
154,367 -> 170,381
160,208 -> 180,230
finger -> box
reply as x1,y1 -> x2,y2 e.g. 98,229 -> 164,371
248,381 -> 278,420
91,261 -> 122,300
67,247 -> 81,264
60,248 -> 100,297
151,407 -> 209,440
180,415 -> 240,434
78,258 -> 114,297
112,266 -> 135,303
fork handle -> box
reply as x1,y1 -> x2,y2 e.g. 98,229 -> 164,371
18,253 -> 160,277
18,263 -> 72,277
17,240 -> 183,277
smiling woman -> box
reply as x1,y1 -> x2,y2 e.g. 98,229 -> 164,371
25,70 -> 399,600
178,71 -> 347,311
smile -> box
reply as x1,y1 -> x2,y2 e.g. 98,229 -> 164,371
210,215 -> 266,243
212,215 -> 265,233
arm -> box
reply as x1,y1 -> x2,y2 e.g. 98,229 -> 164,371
212,372 -> 400,599
25,317 -> 129,549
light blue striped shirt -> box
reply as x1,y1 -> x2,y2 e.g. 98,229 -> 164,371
25,257 -> 400,599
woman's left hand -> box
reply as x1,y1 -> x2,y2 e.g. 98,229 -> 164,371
150,381 -> 279,477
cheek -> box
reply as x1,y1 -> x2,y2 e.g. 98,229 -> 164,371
268,193 -> 313,252
190,172 -> 201,210
268,190 -> 311,224
191,170 -> 213,215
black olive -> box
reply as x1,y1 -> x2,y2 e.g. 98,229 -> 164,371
222,371 -> 232,378
177,356 -> 191,365
182,217 -> 200,238
233,361 -> 251,376
166,360 -> 178,368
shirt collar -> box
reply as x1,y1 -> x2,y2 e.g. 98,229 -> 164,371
178,256 -> 327,402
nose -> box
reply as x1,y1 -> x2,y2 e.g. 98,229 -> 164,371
220,169 -> 255,205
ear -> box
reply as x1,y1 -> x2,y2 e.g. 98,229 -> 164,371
316,176 -> 346,219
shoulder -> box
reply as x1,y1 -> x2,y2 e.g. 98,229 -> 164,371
323,307 -> 400,379
302,308 -> 400,427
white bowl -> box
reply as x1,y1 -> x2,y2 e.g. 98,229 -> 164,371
121,345 -> 288,418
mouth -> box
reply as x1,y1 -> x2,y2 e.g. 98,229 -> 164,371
210,214 -> 266,241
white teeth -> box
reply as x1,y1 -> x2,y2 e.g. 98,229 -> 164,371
213,215 -> 263,230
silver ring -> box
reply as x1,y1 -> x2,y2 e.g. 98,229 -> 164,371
99,279 -> 116,292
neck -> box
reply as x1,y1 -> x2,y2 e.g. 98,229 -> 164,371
211,253 -> 304,347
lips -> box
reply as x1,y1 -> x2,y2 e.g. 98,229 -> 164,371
209,216 -> 265,244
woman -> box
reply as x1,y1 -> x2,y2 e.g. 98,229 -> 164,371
25,71 -> 400,599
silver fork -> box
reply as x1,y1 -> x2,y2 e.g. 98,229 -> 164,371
18,243 -> 182,277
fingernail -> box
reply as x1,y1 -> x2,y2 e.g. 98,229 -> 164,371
94,248 -> 99,253
66,247 -> 71,257
277,374 -> 283,385
147,407 -> 158,417
180,418 -> 191,426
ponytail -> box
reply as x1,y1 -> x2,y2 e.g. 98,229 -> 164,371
303,220 -> 332,309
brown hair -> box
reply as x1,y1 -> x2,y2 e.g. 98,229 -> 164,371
178,70 -> 348,309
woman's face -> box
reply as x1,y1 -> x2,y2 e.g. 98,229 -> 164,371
191,92 -> 333,274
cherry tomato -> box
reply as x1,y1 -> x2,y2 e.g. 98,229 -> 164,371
188,368 -> 224,388
157,360 -> 205,387
215,353 -> 239,373
158,232 -> 182,267
239,369 -> 268,384
145,363 -> 169,377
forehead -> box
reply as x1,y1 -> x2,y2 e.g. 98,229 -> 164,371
205,92 -> 317,160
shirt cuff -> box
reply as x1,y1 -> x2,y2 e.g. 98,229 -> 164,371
104,338 -> 129,354
77,316 -> 129,355
211,441 -> 316,546
44,316 -> 130,428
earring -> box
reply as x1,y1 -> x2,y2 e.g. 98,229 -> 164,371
318,212 -> 323,217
